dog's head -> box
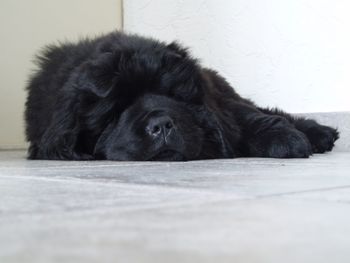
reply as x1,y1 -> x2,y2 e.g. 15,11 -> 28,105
76,36 -> 235,160
93,94 -> 230,161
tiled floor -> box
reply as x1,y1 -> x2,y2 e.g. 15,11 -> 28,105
1,150 -> 350,263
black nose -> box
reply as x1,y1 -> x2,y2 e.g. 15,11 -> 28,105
146,116 -> 174,138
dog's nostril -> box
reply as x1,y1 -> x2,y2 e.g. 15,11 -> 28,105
152,125 -> 161,134
165,121 -> 173,129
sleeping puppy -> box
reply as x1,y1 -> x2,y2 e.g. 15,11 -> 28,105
25,31 -> 339,161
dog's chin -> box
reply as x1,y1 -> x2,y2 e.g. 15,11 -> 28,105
148,150 -> 186,161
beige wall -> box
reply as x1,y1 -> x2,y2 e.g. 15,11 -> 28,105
0,0 -> 122,149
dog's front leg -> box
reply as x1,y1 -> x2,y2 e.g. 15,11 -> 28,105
231,103 -> 313,158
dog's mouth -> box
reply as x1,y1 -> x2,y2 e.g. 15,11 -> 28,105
148,150 -> 186,161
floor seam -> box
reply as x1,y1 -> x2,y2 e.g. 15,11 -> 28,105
255,185 -> 350,199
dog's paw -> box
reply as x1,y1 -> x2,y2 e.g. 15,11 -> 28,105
265,129 -> 313,158
304,125 -> 339,153
249,128 -> 313,158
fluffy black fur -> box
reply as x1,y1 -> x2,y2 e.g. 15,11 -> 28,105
25,31 -> 339,161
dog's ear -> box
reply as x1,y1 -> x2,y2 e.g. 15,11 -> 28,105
162,42 -> 206,104
167,41 -> 189,58
77,52 -> 119,97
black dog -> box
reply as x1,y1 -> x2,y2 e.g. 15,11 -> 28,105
25,31 -> 339,161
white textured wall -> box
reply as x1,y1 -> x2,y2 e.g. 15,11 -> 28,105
124,0 -> 350,113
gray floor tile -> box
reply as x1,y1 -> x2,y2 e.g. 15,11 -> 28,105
1,151 -> 349,263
